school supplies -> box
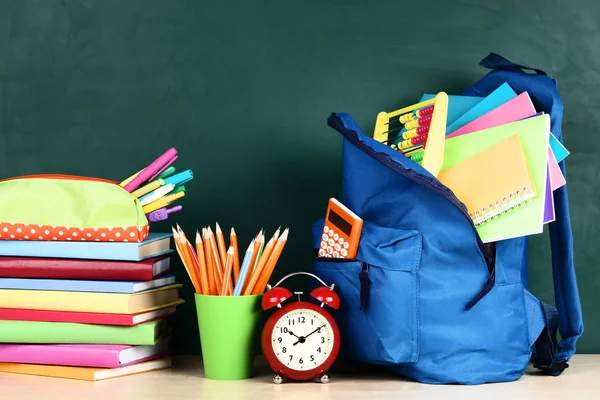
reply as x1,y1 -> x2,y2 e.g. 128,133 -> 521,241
373,92 -> 449,176
140,184 -> 176,206
142,191 -> 185,214
230,228 -> 241,281
0,232 -> 173,261
442,115 -> 550,242
0,305 -> 178,326
122,148 -> 178,192
163,169 -> 193,187
319,198 -> 363,259
132,179 -> 165,198
446,82 -> 516,134
174,224 -> 288,296
0,358 -> 172,381
447,92 -> 536,138
549,148 -> 566,190
0,284 -> 182,314
157,166 -> 176,180
0,174 -> 149,242
438,135 -> 535,227
544,164 -> 556,224
550,132 -> 570,162
0,337 -> 170,368
0,255 -> 171,280
0,319 -> 167,345
0,275 -> 176,294
146,205 -> 183,222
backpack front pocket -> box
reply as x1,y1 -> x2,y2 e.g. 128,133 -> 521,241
312,220 -> 422,366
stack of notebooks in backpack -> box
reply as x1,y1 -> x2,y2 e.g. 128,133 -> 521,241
0,233 -> 182,381
401,83 -> 569,243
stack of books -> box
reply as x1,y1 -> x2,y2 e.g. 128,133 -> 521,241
0,232 -> 182,381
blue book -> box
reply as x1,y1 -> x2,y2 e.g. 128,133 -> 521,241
0,232 -> 173,261
420,94 -> 483,127
0,274 -> 177,293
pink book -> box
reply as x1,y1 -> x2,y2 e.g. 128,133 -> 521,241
447,92 -> 537,138
0,337 -> 169,368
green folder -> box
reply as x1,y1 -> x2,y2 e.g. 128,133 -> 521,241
0,319 -> 166,345
441,115 -> 550,243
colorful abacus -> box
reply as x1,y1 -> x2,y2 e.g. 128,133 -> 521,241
373,92 -> 448,177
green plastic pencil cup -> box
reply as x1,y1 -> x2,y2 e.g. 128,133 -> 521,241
194,293 -> 263,380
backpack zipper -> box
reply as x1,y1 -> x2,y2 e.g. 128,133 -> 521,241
0,174 -> 118,185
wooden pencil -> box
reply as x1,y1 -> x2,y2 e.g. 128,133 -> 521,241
177,230 -> 202,294
242,230 -> 262,292
243,236 -> 275,295
207,227 -> 224,291
221,247 -> 235,296
195,231 -> 210,295
251,228 -> 289,295
215,222 -> 228,269
230,227 -> 240,282
172,227 -> 201,294
202,228 -> 217,295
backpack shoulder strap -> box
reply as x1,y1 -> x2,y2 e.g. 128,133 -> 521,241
463,53 -> 584,375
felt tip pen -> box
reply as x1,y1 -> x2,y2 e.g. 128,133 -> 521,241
164,169 -> 193,187
146,205 -> 183,222
142,191 -> 185,214
139,184 -> 175,206
132,179 -> 165,198
123,148 -> 178,193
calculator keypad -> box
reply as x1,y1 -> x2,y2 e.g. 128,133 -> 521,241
319,227 -> 351,258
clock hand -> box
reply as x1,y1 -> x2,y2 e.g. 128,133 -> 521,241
304,324 -> 326,339
293,325 -> 326,346
287,331 -> 300,339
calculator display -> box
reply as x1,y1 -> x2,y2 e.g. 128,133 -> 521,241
328,210 -> 352,236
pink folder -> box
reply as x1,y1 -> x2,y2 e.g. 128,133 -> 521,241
447,92 -> 537,139
0,338 -> 169,368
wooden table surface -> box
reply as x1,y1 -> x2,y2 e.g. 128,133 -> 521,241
1,355 -> 598,400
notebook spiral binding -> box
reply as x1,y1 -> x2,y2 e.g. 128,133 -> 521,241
470,187 -> 535,226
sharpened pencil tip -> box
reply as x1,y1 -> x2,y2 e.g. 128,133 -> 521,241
215,222 -> 222,234
228,246 -> 235,254
171,227 -> 179,238
230,227 -> 236,236
279,228 -> 289,240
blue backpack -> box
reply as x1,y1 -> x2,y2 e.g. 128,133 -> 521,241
311,53 -> 584,384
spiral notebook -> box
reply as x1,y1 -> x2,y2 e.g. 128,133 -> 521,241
439,135 -> 535,226
441,115 -> 550,243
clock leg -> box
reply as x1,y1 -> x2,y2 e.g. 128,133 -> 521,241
319,373 -> 330,384
273,374 -> 284,384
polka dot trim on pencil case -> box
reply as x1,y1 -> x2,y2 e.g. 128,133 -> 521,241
0,223 -> 150,242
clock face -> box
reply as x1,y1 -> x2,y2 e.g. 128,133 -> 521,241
270,308 -> 335,371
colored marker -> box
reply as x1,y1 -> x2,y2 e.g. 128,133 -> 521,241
146,205 -> 183,222
164,169 -> 193,187
139,184 -> 175,206
123,148 -> 178,193
157,166 -> 176,180
142,191 -> 185,214
132,179 -> 165,199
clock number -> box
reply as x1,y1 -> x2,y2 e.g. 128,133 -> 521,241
310,355 -> 314,361
289,355 -> 293,361
311,319 -> 314,325
317,347 -> 322,353
299,358 -> 303,364
288,319 -> 295,326
282,347 -> 287,353
280,327 -> 288,334
278,337 -> 283,343
298,316 -> 305,323
317,327 -> 321,333
321,337 -> 325,343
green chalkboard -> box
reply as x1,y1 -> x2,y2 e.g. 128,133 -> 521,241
0,0 -> 597,354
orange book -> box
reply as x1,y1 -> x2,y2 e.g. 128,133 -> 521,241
0,358 -> 171,381
437,134 -> 535,226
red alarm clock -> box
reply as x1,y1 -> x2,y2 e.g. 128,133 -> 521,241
261,272 -> 341,384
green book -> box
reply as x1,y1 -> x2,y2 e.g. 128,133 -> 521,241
0,319 -> 166,345
441,114 -> 550,243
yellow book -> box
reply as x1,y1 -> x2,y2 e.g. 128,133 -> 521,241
0,284 -> 182,314
0,358 -> 172,381
438,134 -> 536,226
